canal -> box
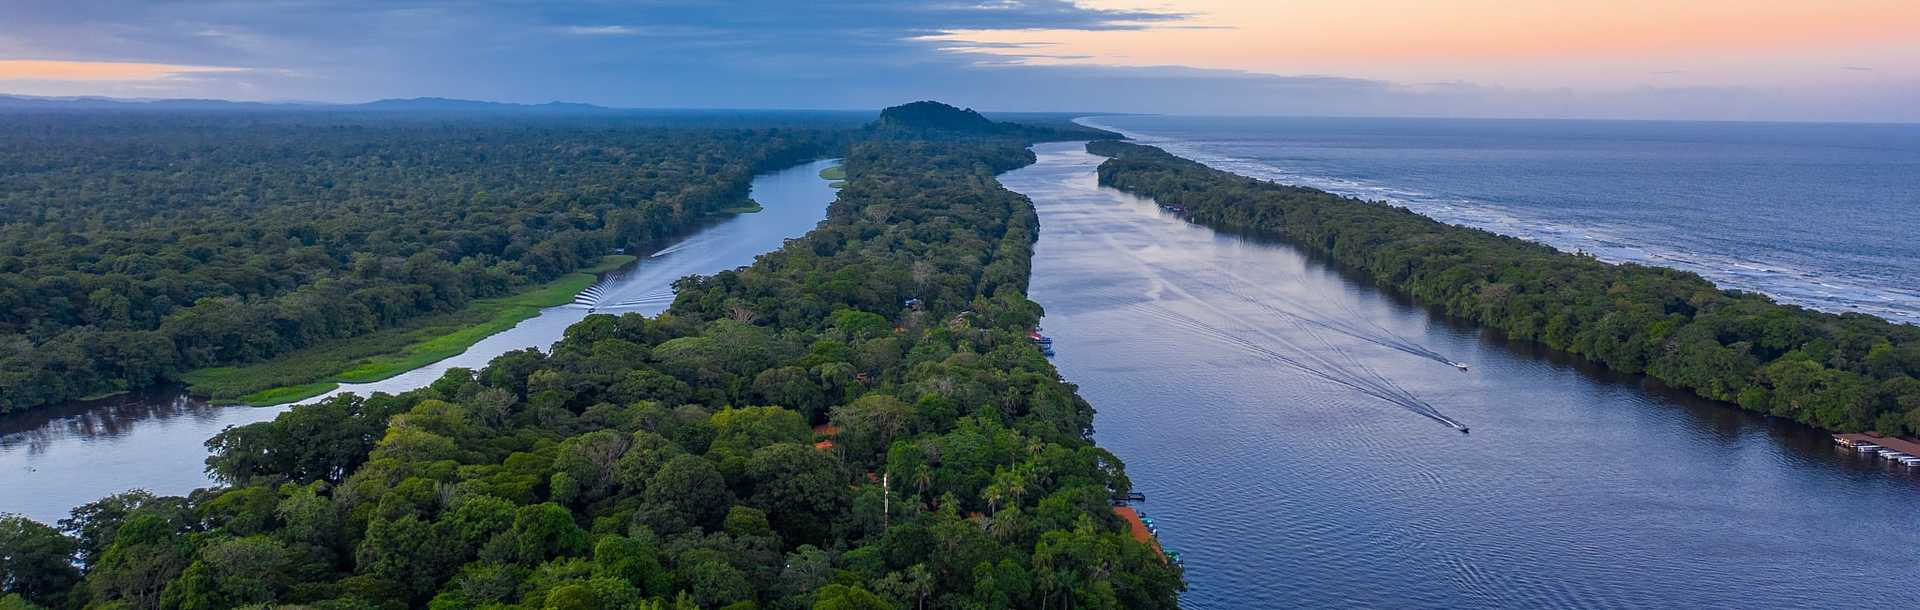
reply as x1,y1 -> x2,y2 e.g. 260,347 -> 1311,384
0,158 -> 840,525
1002,142 -> 1920,608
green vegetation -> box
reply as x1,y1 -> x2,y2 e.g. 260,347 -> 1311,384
867,101 -> 1119,140
183,255 -> 637,406
235,382 -> 340,407
818,165 -> 846,181
712,202 -> 765,215
0,113 -> 842,415
0,106 -> 1180,610
1089,140 -> 1920,435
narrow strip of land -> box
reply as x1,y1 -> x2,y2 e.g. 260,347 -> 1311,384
181,254 -> 635,405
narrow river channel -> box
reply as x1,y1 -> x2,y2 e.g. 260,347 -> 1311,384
1002,142 -> 1920,608
0,159 -> 840,525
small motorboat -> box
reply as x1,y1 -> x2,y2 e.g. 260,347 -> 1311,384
1452,362 -> 1471,371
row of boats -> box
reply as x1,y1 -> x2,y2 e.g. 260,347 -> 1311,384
1135,510 -> 1186,566
1836,437 -> 1920,468
1028,329 -> 1054,357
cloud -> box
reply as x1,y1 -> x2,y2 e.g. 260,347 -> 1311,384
0,0 -> 1193,99
0,59 -> 247,81
0,1 -> 1912,121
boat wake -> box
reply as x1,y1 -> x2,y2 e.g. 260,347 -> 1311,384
1101,232 -> 1470,433
1179,263 -> 1468,371
571,279 -> 675,312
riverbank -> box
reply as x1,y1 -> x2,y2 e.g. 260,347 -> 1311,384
1086,139 -> 1920,437
820,163 -> 847,188
1005,141 -> 1920,608
1,158 -> 845,526
181,254 -> 636,405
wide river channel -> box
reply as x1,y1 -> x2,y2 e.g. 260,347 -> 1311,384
1002,142 -> 1920,608
0,159 -> 840,525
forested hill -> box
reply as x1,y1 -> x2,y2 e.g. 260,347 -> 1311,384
869,101 -> 1119,141
1087,140 -> 1920,435
0,114 -> 843,414
873,101 -> 996,131
0,113 -> 1182,610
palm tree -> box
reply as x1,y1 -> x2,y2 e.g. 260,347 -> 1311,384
913,464 -> 934,496
981,480 -> 1006,516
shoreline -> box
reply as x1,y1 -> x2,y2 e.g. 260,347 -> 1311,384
200,157 -> 844,406
1086,138 -> 1920,439
1074,116 -> 1920,327
182,253 -> 639,406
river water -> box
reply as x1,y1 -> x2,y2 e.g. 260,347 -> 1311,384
1003,142 -> 1920,609
0,159 -> 839,526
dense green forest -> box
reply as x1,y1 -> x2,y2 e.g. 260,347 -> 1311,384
1087,140 -> 1920,435
0,114 -> 843,413
0,106 -> 1181,610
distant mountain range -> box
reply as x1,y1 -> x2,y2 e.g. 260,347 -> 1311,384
0,94 -> 614,113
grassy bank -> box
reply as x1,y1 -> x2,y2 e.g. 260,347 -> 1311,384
182,254 -> 636,406
712,201 -> 764,214
820,164 -> 848,188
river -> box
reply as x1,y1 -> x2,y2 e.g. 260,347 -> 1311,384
1002,142 -> 1920,608
0,158 -> 839,526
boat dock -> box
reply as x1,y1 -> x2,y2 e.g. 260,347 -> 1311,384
1111,492 -> 1182,566
1113,505 -> 1167,561
1834,433 -> 1920,468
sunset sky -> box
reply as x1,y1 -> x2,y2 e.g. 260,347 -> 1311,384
2,0 -> 1915,120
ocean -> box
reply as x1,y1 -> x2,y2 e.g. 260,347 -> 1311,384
1080,115 -> 1920,325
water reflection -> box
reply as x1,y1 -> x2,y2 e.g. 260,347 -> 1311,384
0,389 -> 208,456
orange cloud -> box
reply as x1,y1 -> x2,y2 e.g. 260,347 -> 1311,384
945,0 -> 1920,69
0,60 -> 248,81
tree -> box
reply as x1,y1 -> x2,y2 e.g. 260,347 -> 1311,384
752,367 -> 827,421
509,504 -> 590,566
742,444 -> 848,545
811,584 -> 890,610
592,535 -> 670,598
709,407 -> 809,458
0,516 -> 79,607
829,394 -> 911,463
158,535 -> 291,610
84,513 -> 194,610
58,491 -> 187,567
637,455 -> 730,535
353,515 -> 459,603
683,560 -> 751,609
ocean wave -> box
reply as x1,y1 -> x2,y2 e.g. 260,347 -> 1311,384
1078,117 -> 1920,325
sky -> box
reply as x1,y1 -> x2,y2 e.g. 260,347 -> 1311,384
1,0 -> 1915,121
